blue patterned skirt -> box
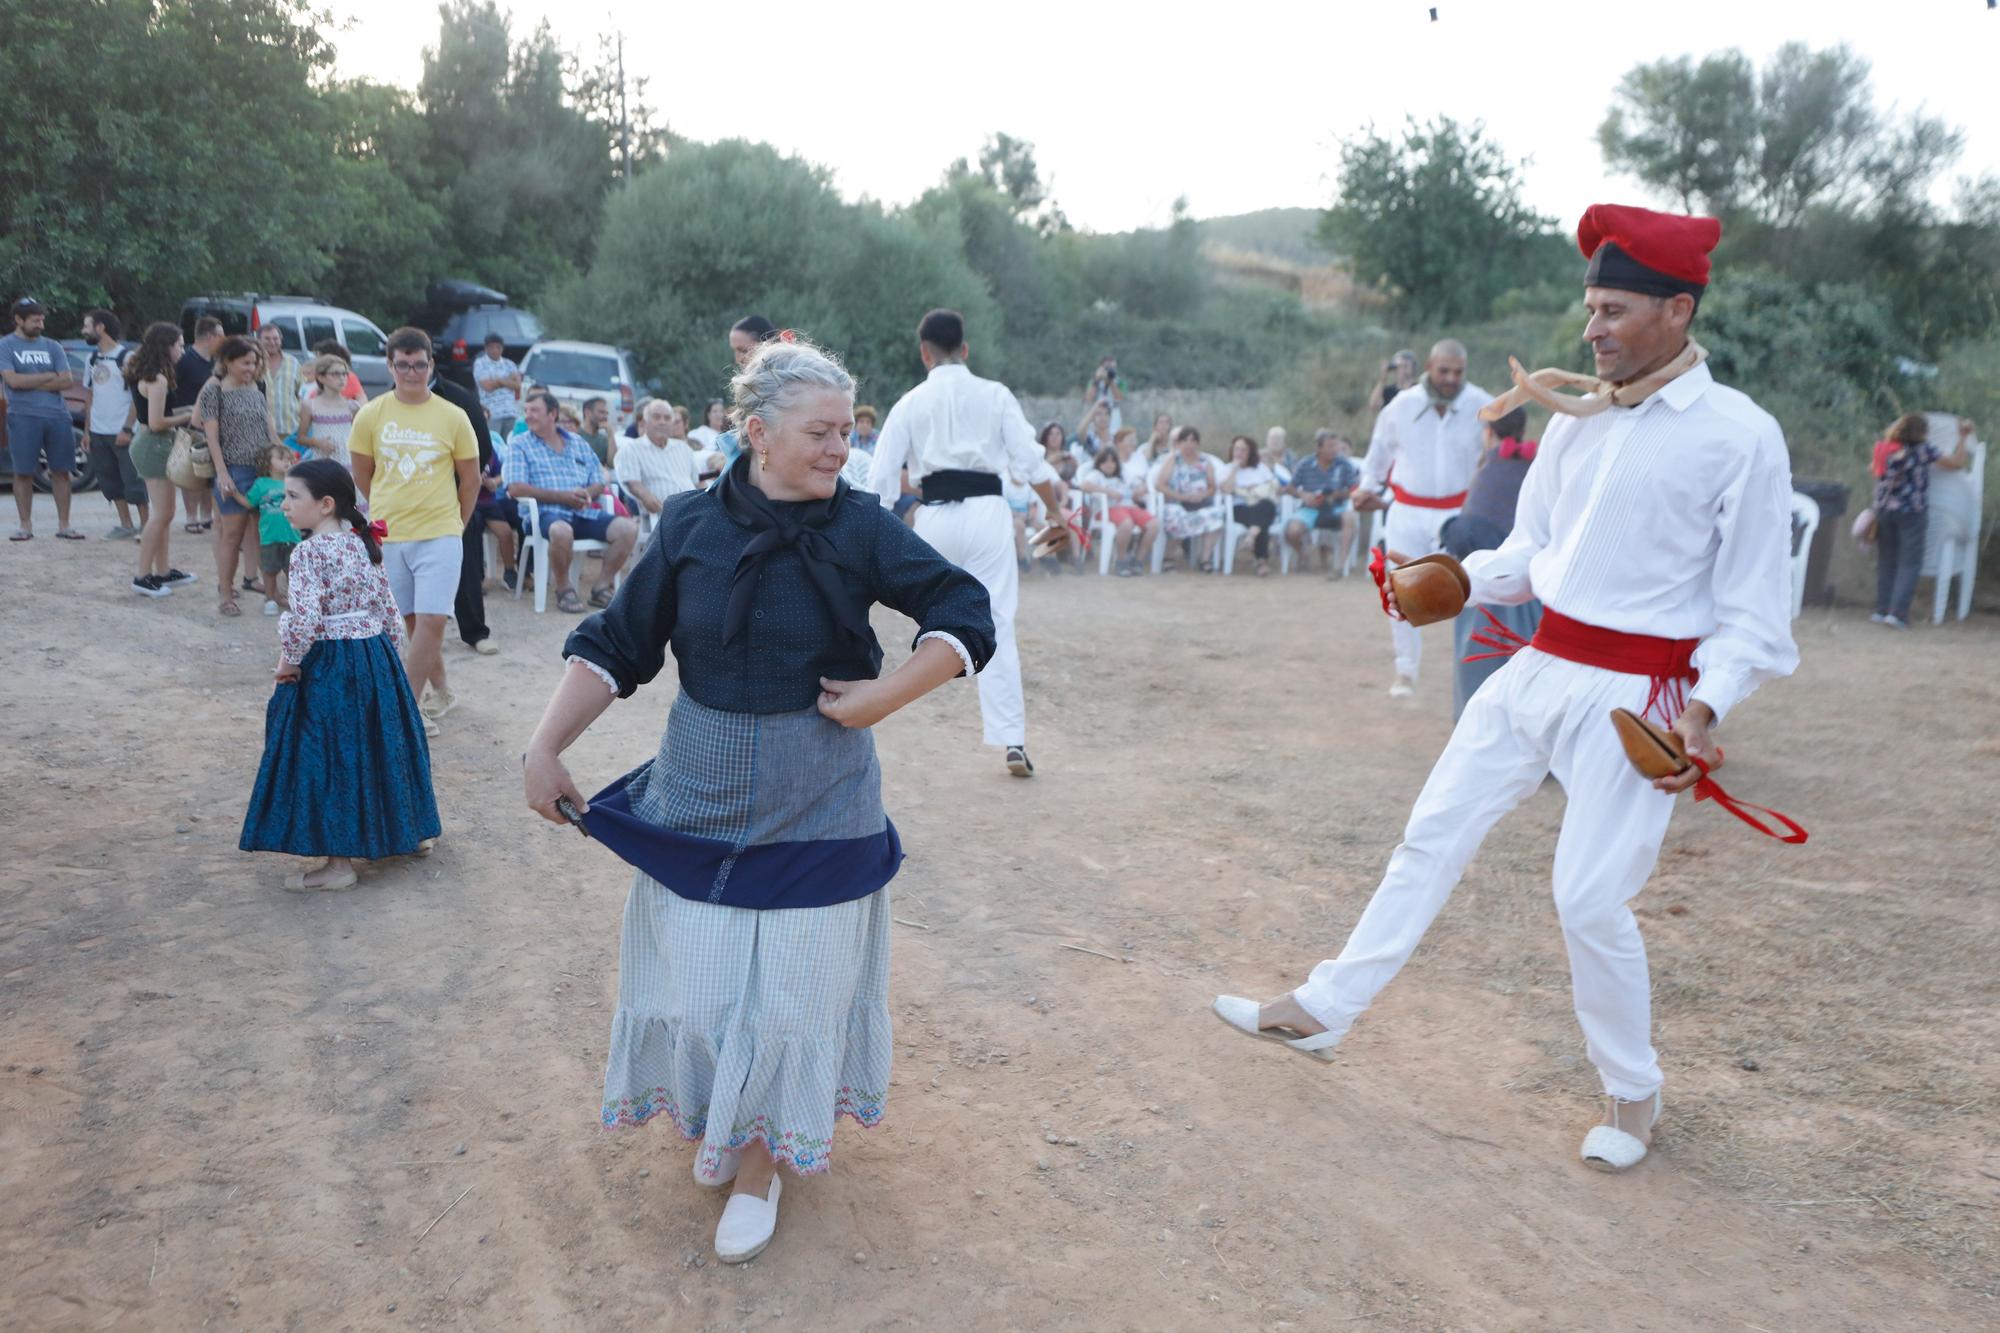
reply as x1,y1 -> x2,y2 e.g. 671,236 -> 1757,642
238,634 -> 440,859
594,694 -> 896,1178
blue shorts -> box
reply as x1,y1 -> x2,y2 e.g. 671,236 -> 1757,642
217,463 -> 260,516
7,414 -> 76,476
518,509 -> 614,542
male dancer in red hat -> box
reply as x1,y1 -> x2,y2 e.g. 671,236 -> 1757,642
1215,204 -> 1799,1172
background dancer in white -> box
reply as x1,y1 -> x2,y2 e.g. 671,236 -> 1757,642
867,309 -> 1067,777
1216,203 -> 1799,1173
1353,340 -> 1491,697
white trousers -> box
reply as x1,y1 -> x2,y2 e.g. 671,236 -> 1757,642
1384,503 -> 1459,681
914,494 -> 1023,748
1294,649 -> 1675,1100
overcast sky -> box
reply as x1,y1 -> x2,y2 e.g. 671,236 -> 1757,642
331,0 -> 2000,234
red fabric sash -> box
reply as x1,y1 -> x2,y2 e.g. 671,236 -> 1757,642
1389,482 -> 1468,510
1461,608 -> 1808,844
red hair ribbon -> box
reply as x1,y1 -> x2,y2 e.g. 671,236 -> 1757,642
367,518 -> 388,542
777,328 -> 797,344
1497,437 -> 1538,461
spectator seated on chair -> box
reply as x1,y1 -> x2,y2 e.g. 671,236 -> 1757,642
1220,434 -> 1282,576
1151,426 -> 1225,573
502,390 -> 639,613
1078,442 -> 1158,577
1285,428 -> 1361,577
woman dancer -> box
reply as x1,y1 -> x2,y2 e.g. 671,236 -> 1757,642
522,337 -> 994,1264
240,459 -> 439,891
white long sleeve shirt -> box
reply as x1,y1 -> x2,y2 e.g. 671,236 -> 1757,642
1359,381 -> 1493,500
867,362 -> 1055,507
1463,362 -> 1798,723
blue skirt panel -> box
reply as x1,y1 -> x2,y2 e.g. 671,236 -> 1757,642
239,634 -> 441,858
580,693 -> 903,910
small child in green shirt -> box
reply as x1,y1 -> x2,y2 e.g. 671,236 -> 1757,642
247,446 -> 303,615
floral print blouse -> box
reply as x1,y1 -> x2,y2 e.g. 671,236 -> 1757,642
1874,441 -> 1940,515
278,530 -> 406,665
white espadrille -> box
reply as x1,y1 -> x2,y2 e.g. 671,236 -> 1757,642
715,1176 -> 781,1264
1581,1091 -> 1662,1172
1211,995 -> 1341,1063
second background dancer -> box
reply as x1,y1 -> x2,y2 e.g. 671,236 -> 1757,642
867,309 -> 1068,777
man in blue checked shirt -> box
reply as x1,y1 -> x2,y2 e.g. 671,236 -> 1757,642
1284,428 -> 1363,577
502,390 -> 640,612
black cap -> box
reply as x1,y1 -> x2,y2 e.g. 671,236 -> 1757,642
11,296 -> 45,317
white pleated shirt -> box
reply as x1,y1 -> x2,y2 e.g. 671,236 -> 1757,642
866,363 -> 1055,508
1360,381 -> 1494,500
1463,362 -> 1799,722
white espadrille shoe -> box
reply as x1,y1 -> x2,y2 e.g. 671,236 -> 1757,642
715,1175 -> 781,1264
1211,995 -> 1341,1063
1580,1091 -> 1662,1172
693,1148 -> 740,1188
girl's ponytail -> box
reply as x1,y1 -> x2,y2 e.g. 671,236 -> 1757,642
343,499 -> 383,565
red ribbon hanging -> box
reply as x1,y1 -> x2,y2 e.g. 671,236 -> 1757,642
1497,437 -> 1538,461
1368,546 -> 1394,618
1688,755 -> 1809,844
366,518 -> 388,542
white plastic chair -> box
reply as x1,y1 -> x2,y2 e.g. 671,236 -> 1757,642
515,492 -> 618,613
1788,491 -> 1820,618
1341,504 -> 1388,579
1920,413 -> 1983,623
1081,491 -> 1118,575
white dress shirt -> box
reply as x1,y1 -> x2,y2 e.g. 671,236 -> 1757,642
614,436 -> 698,505
867,362 -> 1055,507
1360,381 -> 1494,499
1463,362 -> 1799,723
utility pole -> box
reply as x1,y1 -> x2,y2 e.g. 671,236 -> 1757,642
615,27 -> 631,183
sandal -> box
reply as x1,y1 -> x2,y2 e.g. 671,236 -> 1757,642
556,589 -> 586,613
8,531 -> 29,542
184,522 -> 203,534
588,585 -> 614,609
55,529 -> 86,541
218,598 -> 241,617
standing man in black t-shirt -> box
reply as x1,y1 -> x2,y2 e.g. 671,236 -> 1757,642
431,367 -> 497,655
173,318 -> 223,532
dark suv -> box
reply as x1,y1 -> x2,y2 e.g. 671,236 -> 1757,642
409,280 -> 543,392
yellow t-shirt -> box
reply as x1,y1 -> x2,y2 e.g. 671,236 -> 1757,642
347,392 -> 479,543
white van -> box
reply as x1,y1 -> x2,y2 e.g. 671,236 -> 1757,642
178,294 -> 391,398
520,340 -> 643,432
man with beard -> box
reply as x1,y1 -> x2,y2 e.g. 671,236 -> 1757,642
1216,204 -> 1800,1174
1354,339 -> 1491,697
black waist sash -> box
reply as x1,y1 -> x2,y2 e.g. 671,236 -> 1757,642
921,469 -> 1004,504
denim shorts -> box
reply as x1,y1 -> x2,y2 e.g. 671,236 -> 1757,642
6,414 -> 75,476
516,509 -> 615,542
217,463 -> 260,516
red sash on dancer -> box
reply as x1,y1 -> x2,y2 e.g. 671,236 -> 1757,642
1388,482 -> 1468,510
1464,607 -> 1807,844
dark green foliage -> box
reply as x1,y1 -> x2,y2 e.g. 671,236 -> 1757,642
1318,117 -> 1564,323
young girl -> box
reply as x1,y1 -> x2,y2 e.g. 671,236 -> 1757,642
295,355 -> 359,468
239,458 -> 440,891
245,445 -> 302,615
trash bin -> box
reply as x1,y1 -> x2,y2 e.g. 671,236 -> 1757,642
1794,480 -> 1848,608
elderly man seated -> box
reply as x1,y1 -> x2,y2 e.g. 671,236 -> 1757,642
503,390 -> 639,612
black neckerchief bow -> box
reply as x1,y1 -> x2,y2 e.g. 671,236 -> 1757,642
717,453 -> 872,656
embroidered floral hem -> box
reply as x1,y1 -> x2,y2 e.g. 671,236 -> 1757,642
601,1087 -> 887,1177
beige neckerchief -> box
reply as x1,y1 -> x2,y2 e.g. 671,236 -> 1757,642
1478,340 -> 1707,423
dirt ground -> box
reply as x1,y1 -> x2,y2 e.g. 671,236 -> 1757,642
3,491 -> 1996,1332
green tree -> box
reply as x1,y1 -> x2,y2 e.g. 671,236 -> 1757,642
543,141 -> 998,407
0,0 -> 337,322
946,133 -> 1068,235
1595,52 -> 1757,214
1319,117 -> 1557,323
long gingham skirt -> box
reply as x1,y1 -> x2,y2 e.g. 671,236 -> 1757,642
598,697 -> 894,1178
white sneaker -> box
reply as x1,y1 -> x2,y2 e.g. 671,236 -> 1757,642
471,637 -> 500,656
1882,615 -> 1910,630
1581,1091 -> 1662,1172
1388,676 -> 1416,699
263,599 -> 279,616
420,687 -> 459,720
714,1175 -> 781,1263
1868,612 -> 1890,624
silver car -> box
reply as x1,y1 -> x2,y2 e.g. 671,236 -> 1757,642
178,294 -> 392,397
